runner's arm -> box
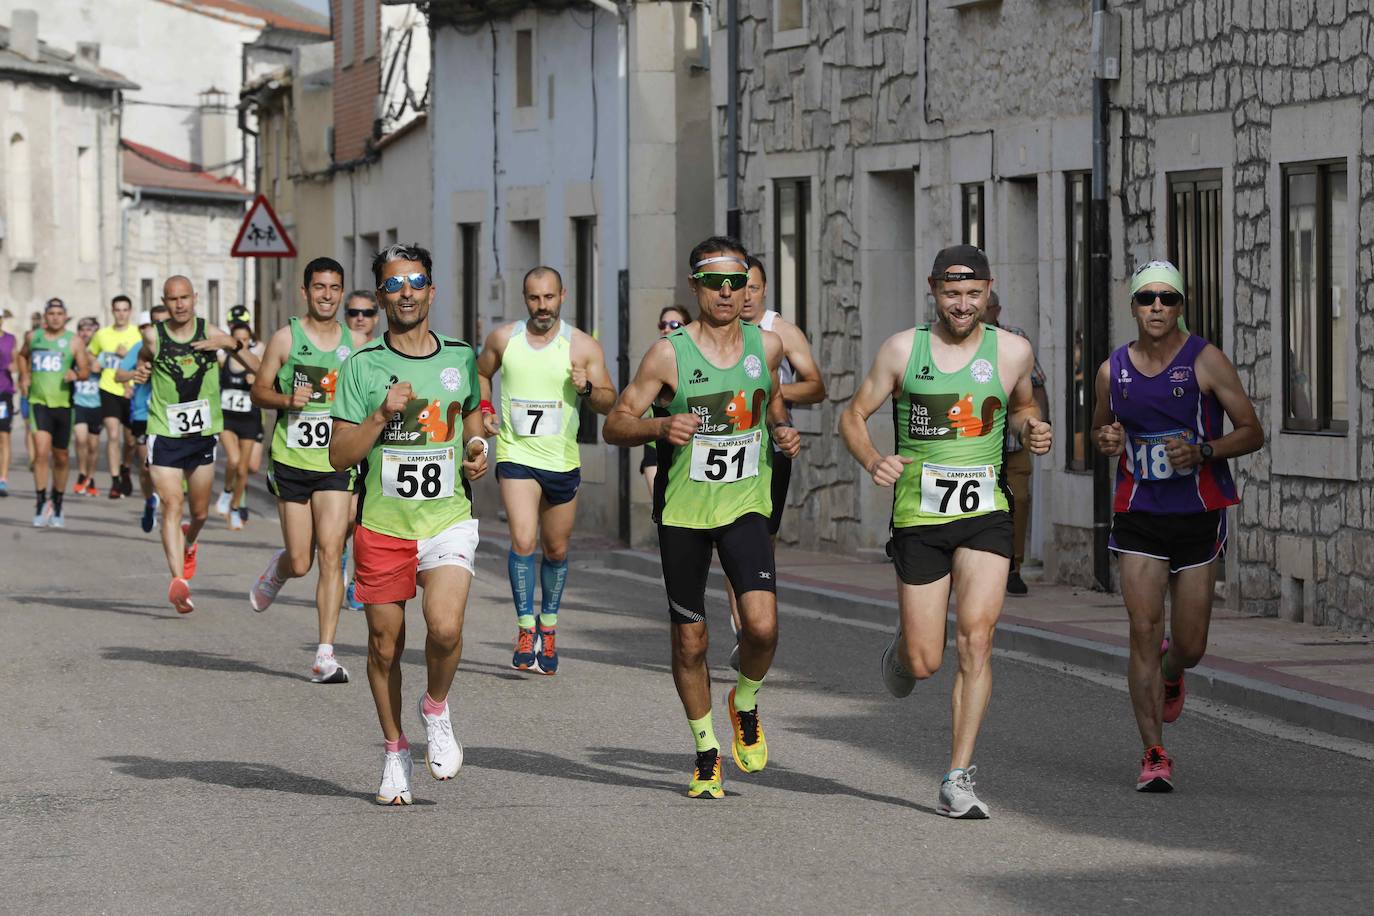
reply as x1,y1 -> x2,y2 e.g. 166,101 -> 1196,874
604,339 -> 691,447
475,325 -> 508,435
15,335 -> 30,394
1195,345 -> 1265,461
571,332 -> 617,415
839,332 -> 909,480
460,407 -> 489,481
1090,361 -> 1125,456
776,319 -> 826,405
764,352 -> 801,458
72,341 -> 94,380
250,327 -> 294,411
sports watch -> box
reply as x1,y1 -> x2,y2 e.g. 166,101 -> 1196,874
1199,442 -> 1214,461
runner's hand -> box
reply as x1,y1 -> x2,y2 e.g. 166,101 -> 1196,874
377,381 -> 413,421
64,369 -> 77,382
289,384 -> 314,409
772,424 -> 801,458
1095,421 -> 1125,456
868,455 -> 912,487
463,437 -> 489,481
191,334 -> 236,353
661,412 -> 701,446
571,364 -> 589,394
1164,437 -> 1201,470
132,364 -> 151,384
482,412 -> 499,437
1023,418 -> 1052,456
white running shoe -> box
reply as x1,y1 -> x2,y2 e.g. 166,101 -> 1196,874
376,749 -> 413,805
249,549 -> 286,612
48,511 -> 65,529
938,766 -> 990,819
216,491 -> 232,517
415,695 -> 463,780
228,510 -> 244,531
310,653 -> 349,684
32,501 -> 50,528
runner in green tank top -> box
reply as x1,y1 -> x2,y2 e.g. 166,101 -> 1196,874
841,246 -> 1052,820
18,298 -> 93,527
477,266 -> 616,676
248,257 -> 369,683
136,275 -> 257,614
328,243 -> 490,805
605,236 -> 801,800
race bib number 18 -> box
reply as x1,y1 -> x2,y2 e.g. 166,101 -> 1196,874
380,447 -> 455,500
167,399 -> 209,436
920,463 -> 996,516
511,399 -> 563,437
689,429 -> 762,483
286,411 -> 331,449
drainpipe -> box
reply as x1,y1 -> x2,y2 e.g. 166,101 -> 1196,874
725,0 -> 739,237
1089,0 -> 1112,591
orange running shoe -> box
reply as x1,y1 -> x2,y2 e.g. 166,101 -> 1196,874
511,627 -> 537,670
88,480 -> 100,497
181,523 -> 199,579
168,577 -> 195,614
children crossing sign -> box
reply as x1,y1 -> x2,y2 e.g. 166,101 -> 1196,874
231,194 -> 296,257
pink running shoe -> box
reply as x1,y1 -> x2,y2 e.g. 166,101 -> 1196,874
181,523 -> 199,579
1161,637 -> 1186,723
1136,745 -> 1174,792
168,577 -> 195,615
250,549 -> 287,613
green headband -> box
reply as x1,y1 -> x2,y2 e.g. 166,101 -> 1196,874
1129,260 -> 1184,297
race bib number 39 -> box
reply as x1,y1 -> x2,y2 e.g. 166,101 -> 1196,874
689,429 -> 763,483
286,411 -> 331,449
380,447 -> 456,500
511,399 -> 563,437
1130,429 -> 1195,482
221,389 -> 252,413
167,399 -> 210,436
920,463 -> 997,516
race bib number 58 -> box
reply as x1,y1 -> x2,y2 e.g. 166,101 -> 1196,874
689,429 -> 762,483
381,447 -> 456,500
920,463 -> 996,516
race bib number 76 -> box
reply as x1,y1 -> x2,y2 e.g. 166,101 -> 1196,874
920,463 -> 996,516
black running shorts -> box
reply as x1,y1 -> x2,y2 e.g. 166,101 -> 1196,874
657,512 -> 776,625
100,388 -> 130,424
148,433 -> 217,470
29,403 -> 73,450
222,411 -> 264,443
267,460 -> 355,503
889,511 -> 1014,586
1109,509 -> 1226,574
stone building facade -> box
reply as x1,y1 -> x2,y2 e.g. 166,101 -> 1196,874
714,0 -> 1374,632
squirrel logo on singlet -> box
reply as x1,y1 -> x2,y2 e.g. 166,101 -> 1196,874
724,389 -> 767,430
415,399 -> 463,443
947,394 -> 1002,438
319,369 -> 338,400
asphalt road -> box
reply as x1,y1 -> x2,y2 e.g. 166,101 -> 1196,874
1,466 -> 1371,915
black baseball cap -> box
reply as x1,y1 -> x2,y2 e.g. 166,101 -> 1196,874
228,305 -> 251,324
929,245 -> 992,281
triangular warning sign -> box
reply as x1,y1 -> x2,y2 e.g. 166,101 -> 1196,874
231,194 -> 296,257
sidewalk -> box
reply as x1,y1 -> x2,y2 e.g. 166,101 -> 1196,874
578,540 -> 1374,745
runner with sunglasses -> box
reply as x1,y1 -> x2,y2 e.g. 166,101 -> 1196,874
248,258 -> 369,682
19,298 -> 92,527
639,306 -> 692,499
605,235 -> 801,799
342,290 -> 380,610
841,245 -> 1051,819
477,266 -> 617,675
329,243 -> 489,805
1092,260 -> 1262,793
216,313 -> 265,531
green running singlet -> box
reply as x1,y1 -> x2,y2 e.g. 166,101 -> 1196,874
271,317 -> 352,473
27,330 -> 76,408
892,325 -> 1009,528
654,323 -> 773,530
495,320 -> 581,472
147,319 -> 222,438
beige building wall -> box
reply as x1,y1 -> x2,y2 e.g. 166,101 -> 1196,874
123,199 -> 245,326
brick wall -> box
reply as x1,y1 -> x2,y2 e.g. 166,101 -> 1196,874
332,0 -> 380,162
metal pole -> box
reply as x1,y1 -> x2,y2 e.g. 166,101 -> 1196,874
725,0 -> 739,238
1089,0 -> 1112,591
617,4 -> 632,544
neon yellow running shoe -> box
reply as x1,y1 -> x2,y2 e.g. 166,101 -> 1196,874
687,748 -> 724,799
726,687 -> 769,773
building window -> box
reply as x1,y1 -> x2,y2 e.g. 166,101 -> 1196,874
516,29 -> 535,109
77,147 -> 98,263
141,278 -> 155,311
207,279 -> 221,326
961,182 -> 985,250
340,0 -> 355,67
1167,173 -> 1223,346
1066,172 -> 1090,471
774,178 -> 810,334
363,0 -> 378,60
776,0 -> 806,32
573,217 -> 599,444
458,223 -> 480,345
1282,161 -> 1348,433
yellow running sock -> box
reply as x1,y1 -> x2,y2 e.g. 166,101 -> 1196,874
733,673 -> 764,711
688,712 -> 719,753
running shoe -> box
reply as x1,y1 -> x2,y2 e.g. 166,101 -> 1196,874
140,495 -> 158,533
48,511 -> 65,529
119,469 -> 133,497
87,480 -> 100,497
1136,745 -> 1174,792
415,695 -> 462,779
237,506 -> 249,525
345,580 -> 364,611
687,748 -> 724,799
1006,569 -> 1028,595
73,474 -> 88,494
726,688 -> 768,773
535,623 -> 559,675
32,500 -> 50,527
0,480 -> 8,497
181,523 -> 198,579
249,549 -> 286,612
216,491 -> 232,517
1161,637 -> 1186,723
376,749 -> 413,806
511,627 -> 537,670
938,766 -> 990,819
228,510 -> 244,531
881,618 -> 917,698
310,651 -> 350,685
168,577 -> 194,614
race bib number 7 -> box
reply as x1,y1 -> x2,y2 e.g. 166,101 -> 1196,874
690,429 -> 762,483
920,463 -> 996,516
511,399 -> 563,437
167,399 -> 209,436
381,447 -> 456,500
1130,429 -> 1196,482
286,411 -> 331,449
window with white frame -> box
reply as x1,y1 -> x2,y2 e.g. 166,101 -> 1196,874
961,182 -> 984,250
774,178 -> 810,334
1167,172 -> 1224,346
573,216 -> 599,444
516,29 -> 535,109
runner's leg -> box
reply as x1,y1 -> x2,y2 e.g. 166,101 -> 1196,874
309,489 -> 353,646
151,465 -> 187,577
51,444 -> 70,497
220,430 -> 241,510
947,547 -> 1010,771
103,416 -> 123,490
276,497 -> 317,580
536,493 -> 576,623
418,564 -> 472,702
1165,561 -> 1218,673
501,475 -> 543,627
1119,553 -> 1171,749
73,421 -> 91,483
895,574 -> 953,679
32,429 -> 52,496
233,437 -> 255,510
364,601 -> 407,741
184,461 -> 215,545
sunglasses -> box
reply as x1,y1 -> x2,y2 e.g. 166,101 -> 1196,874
692,272 -> 749,291
658,320 -> 684,331
1133,290 -> 1183,307
346,308 -> 378,319
378,272 -> 431,294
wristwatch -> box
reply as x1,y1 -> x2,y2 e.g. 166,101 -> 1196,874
1199,442 -> 1214,461
579,380 -> 593,398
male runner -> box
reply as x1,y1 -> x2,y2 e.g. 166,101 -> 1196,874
329,243 -> 488,805
115,306 -> 168,531
0,309 -> 15,496
137,276 -> 256,613
840,245 -> 1051,819
478,266 -> 616,675
605,236 -> 801,799
248,258 -> 368,683
342,290 -> 379,611
18,298 -> 92,527
87,294 -> 140,498
71,317 -> 103,495
1092,260 -> 1262,792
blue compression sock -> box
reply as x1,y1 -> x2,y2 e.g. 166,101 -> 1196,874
539,556 -> 569,627
509,550 -> 537,628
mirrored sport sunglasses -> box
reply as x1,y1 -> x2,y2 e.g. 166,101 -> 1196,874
346,308 -> 378,318
658,319 -> 684,331
1132,290 -> 1183,307
691,271 -> 750,291
378,272 -> 431,294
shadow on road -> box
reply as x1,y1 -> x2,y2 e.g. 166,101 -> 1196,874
100,646 -> 304,681
330,642 -> 526,681
8,593 -> 179,621
99,754 -> 418,805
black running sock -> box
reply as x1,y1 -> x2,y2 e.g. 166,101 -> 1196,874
36,491 -> 46,512
51,488 -> 64,512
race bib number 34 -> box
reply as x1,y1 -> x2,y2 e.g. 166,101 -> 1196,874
286,411 -> 331,449
167,399 -> 210,436
381,447 -> 455,500
689,429 -> 762,483
511,399 -> 563,437
920,463 -> 996,516
1130,429 -> 1196,482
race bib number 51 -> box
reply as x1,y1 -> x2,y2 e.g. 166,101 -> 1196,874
167,399 -> 209,436
920,463 -> 996,516
286,411 -> 331,449
511,399 -> 563,437
381,447 -> 456,500
689,429 -> 762,483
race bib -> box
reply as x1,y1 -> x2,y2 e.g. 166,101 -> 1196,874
99,352 -> 121,371
285,411 -> 331,449
920,462 -> 997,516
32,352 -> 64,373
1130,429 -> 1196,482
166,399 -> 210,436
0,400 -> 8,420
221,389 -> 252,413
689,429 -> 763,483
380,446 -> 456,500
511,398 -> 563,437
75,379 -> 99,398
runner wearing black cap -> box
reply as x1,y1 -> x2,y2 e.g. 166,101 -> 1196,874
841,245 -> 1051,818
